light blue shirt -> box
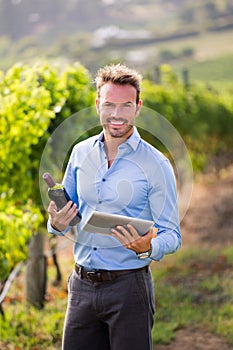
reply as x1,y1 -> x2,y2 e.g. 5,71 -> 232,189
48,127 -> 181,270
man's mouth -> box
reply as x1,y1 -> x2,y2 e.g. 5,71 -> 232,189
111,121 -> 124,126
107,119 -> 127,126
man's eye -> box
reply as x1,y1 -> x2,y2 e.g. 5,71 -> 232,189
103,103 -> 113,107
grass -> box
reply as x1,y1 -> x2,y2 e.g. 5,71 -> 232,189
137,29 -> 233,88
176,54 -> 233,84
152,247 -> 233,345
0,278 -> 66,349
0,245 -> 233,349
0,303 -> 65,349
157,29 -> 233,62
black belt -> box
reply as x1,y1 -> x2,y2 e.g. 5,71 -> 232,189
75,264 -> 148,283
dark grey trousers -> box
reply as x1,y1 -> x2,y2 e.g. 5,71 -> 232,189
62,267 -> 155,350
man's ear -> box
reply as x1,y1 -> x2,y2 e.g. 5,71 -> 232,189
95,98 -> 100,114
136,99 -> 143,117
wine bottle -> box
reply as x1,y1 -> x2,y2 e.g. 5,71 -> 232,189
43,172 -> 81,226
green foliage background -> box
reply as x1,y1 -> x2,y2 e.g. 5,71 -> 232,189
0,61 -> 95,280
142,65 -> 233,169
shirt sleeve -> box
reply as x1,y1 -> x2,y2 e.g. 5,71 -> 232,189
149,159 -> 181,261
47,220 -> 70,236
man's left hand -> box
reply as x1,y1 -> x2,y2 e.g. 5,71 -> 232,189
111,224 -> 153,254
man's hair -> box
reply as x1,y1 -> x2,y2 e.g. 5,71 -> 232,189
95,64 -> 142,104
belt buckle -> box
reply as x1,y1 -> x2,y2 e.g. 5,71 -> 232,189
86,271 -> 98,282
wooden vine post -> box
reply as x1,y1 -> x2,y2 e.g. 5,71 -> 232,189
25,233 -> 47,309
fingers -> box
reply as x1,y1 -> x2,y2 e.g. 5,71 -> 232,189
114,227 -> 132,247
112,224 -> 138,244
48,200 -> 78,231
111,224 -> 153,253
48,200 -> 58,214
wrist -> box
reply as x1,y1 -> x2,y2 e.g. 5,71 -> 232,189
51,222 -> 62,232
136,244 -> 152,259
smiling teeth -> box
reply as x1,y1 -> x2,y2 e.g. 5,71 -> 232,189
111,121 -> 124,125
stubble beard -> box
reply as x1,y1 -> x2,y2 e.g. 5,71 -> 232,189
104,123 -> 134,138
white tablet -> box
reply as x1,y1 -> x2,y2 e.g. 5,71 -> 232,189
81,210 -> 154,236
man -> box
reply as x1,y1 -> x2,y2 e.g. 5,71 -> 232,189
47,64 -> 181,350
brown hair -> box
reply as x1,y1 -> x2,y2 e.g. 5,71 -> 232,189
95,64 -> 142,104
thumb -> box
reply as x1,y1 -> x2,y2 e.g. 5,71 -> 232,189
48,200 -> 58,214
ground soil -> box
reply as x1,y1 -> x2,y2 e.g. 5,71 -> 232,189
154,327 -> 233,350
154,163 -> 233,350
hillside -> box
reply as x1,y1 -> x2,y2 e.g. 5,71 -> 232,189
1,0 -> 233,40
0,0 -> 233,75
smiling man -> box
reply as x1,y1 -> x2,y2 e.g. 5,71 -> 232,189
47,64 -> 181,350
96,80 -> 142,167
97,83 -> 141,137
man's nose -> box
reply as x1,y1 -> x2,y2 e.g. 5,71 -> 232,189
111,105 -> 121,116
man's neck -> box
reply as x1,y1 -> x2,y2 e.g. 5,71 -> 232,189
103,137 -> 124,167
103,131 -> 133,167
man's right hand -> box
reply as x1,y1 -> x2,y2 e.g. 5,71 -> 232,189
48,200 -> 78,232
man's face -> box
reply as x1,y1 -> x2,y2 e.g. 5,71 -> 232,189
96,82 -> 142,140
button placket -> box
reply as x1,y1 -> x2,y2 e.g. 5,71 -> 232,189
97,176 -> 107,204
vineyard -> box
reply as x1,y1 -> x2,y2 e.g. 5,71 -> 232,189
0,60 -> 233,348
0,61 -> 95,281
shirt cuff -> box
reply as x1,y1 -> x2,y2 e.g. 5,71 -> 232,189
47,220 -> 68,236
150,239 -> 161,261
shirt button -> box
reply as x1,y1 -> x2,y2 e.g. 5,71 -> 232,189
98,200 -> 102,204
102,178 -> 106,182
93,247 -> 97,250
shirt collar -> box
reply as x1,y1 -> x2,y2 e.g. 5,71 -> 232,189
93,127 -> 141,151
